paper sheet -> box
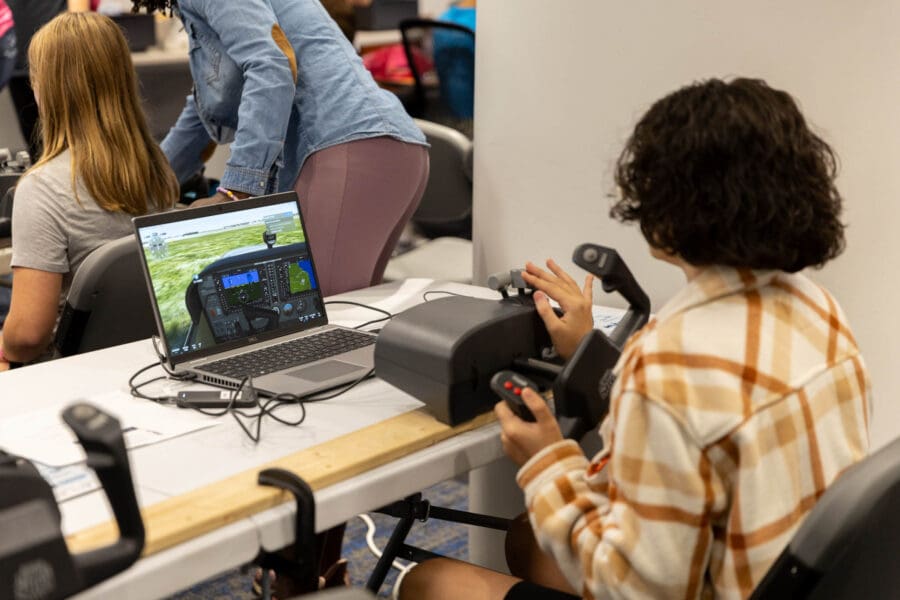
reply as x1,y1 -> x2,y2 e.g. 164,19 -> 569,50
35,463 -> 101,503
593,304 -> 627,335
0,390 -> 220,467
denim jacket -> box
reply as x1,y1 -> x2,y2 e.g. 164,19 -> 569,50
162,0 -> 427,195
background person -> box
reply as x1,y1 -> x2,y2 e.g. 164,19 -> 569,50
433,0 -> 476,120
400,78 -> 871,600
0,12 -> 177,370
132,0 -> 430,297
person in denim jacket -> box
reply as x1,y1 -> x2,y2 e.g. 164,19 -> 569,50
133,0 -> 430,296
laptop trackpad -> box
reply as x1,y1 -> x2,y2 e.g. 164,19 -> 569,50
287,360 -> 363,382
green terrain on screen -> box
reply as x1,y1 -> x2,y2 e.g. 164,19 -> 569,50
144,218 -> 305,345
288,262 -> 312,293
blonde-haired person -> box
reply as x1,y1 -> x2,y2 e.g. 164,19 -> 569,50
0,12 -> 178,370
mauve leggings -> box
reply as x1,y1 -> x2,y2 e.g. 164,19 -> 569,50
293,136 -> 429,297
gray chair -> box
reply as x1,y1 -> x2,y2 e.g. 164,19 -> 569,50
135,61 -> 195,142
0,185 -> 15,290
410,118 -> 473,240
54,236 -> 157,356
0,179 -> 17,240
749,436 -> 900,599
385,119 -> 474,284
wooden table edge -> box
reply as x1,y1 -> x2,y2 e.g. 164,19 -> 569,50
65,408 -> 497,556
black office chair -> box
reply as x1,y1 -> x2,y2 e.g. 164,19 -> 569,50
750,436 -> 900,599
54,236 -> 157,356
136,61 -> 195,142
399,18 -> 475,138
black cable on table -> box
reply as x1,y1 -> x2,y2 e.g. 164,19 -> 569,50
128,337 -> 377,443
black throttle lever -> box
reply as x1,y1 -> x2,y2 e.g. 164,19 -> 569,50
62,403 -> 145,588
551,244 -> 652,436
256,468 -> 318,594
0,402 -> 145,599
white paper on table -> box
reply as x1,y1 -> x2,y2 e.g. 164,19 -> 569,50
327,278 -> 438,329
0,389 -> 220,467
593,304 -> 627,336
35,463 -> 100,503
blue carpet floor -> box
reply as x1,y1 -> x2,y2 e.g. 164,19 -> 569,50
169,478 -> 469,599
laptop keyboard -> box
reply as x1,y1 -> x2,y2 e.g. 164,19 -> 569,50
202,329 -> 375,379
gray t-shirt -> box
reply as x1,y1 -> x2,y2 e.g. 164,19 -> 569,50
10,150 -> 135,291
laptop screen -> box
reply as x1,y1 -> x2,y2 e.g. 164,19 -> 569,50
134,193 -> 326,362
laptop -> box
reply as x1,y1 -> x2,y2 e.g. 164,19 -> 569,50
133,192 -> 376,397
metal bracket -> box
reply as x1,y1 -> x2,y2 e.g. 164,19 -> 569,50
255,468 -> 318,594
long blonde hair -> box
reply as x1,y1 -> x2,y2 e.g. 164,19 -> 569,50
28,12 -> 178,215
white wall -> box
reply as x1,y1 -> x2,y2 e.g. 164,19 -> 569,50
473,0 -> 900,449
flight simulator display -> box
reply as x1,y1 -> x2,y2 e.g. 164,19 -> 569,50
138,201 -> 324,358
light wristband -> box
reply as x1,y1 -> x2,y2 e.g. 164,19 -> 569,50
216,187 -> 243,202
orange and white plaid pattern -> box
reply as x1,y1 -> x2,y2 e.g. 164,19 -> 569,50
518,267 -> 870,599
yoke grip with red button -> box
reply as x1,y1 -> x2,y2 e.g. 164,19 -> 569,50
490,370 -> 543,422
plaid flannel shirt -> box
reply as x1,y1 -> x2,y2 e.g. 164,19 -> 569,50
518,267 -> 871,599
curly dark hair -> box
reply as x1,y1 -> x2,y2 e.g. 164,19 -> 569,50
131,0 -> 175,14
612,78 -> 845,272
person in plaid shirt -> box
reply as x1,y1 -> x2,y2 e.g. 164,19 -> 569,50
400,78 -> 871,600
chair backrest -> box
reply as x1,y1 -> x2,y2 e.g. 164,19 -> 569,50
412,118 -> 473,239
135,61 -> 194,141
0,185 -> 13,239
0,175 -> 18,214
54,236 -> 157,356
749,435 -> 900,599
399,18 -> 475,137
